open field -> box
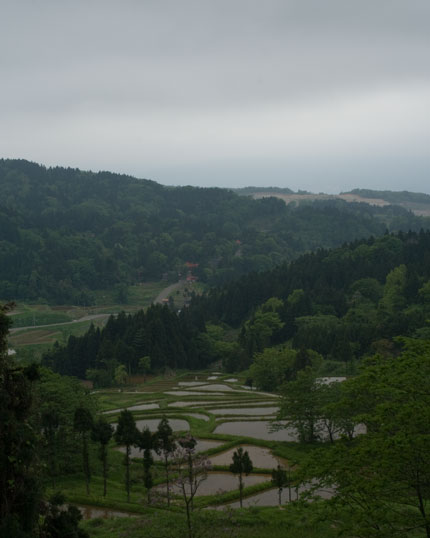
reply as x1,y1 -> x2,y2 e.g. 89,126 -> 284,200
251,191 -> 430,216
6,280 -> 196,355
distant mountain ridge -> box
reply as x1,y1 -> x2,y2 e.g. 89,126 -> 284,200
235,187 -> 430,216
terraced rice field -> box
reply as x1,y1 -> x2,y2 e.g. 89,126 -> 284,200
103,372 -> 290,506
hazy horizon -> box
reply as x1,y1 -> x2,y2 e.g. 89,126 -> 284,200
1,1 -> 429,194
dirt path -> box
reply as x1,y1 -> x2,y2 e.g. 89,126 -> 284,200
154,280 -> 185,304
9,313 -> 110,333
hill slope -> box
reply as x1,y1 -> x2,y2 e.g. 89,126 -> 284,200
1,159 -> 429,304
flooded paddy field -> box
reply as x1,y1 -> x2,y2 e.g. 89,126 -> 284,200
210,444 -> 286,468
214,483 -> 333,508
210,407 -> 278,416
134,418 -> 190,432
73,372 -> 343,520
165,472 -> 270,496
214,420 -> 297,441
118,437 -> 224,460
103,402 -> 159,414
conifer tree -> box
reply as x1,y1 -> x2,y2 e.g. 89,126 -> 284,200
230,447 -> 253,508
114,410 -> 137,502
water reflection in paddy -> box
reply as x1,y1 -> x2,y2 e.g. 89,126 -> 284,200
210,407 -> 278,416
103,403 -> 159,414
165,391 -> 211,396
191,384 -> 236,392
178,381 -> 208,387
119,438 -> 224,459
214,421 -> 297,441
168,401 -> 221,408
217,483 -> 334,508
134,418 -> 190,432
167,472 -> 270,496
210,445 -> 285,468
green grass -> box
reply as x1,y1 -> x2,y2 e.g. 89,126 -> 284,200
6,282 -> 169,351
79,503 -> 339,538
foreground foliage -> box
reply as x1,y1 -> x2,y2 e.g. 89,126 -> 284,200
304,339 -> 430,537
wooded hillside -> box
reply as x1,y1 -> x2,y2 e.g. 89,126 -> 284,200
1,159 -> 428,304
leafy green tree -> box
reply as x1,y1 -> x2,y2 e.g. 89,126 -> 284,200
138,355 -> 151,382
40,492 -> 89,538
73,407 -> 94,495
91,418 -> 114,497
230,447 -> 253,508
114,410 -> 138,502
278,367 -> 321,443
307,339 -> 430,537
114,364 -> 128,386
155,416 -> 177,507
240,298 -> 284,356
249,347 -> 297,392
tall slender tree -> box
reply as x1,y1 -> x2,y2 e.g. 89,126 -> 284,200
271,465 -> 288,506
136,426 -> 156,503
114,410 -> 137,502
91,418 -> 114,497
230,447 -> 253,508
155,416 -> 176,507
73,407 -> 94,495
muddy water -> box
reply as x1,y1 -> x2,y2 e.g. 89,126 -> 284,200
165,390 -> 215,396
178,381 -> 208,386
216,482 -> 334,508
210,407 -> 278,416
134,418 -> 189,432
76,504 -> 137,519
165,472 -> 270,496
224,378 -> 238,382
103,403 -> 159,414
168,401 -> 220,408
192,384 -> 235,392
210,445 -> 286,468
214,421 -> 297,442
119,438 -> 224,460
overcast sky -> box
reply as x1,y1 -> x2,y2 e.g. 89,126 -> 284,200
1,0 -> 429,193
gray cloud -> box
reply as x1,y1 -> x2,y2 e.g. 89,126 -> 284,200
1,0 -> 429,191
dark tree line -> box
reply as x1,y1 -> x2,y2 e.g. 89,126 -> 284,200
42,303 -> 207,380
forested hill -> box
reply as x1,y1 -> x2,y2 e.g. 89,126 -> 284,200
1,158 -> 430,304
187,230 -> 430,368
44,231 -> 430,380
